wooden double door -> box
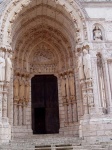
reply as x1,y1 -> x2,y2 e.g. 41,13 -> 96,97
31,75 -> 59,134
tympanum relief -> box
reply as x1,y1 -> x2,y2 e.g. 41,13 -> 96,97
30,46 -> 58,74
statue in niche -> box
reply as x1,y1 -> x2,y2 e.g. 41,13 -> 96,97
6,53 -> 12,82
77,52 -> 85,81
19,77 -> 25,102
14,76 -> 19,100
93,26 -> 103,41
0,52 -> 5,82
83,49 -> 92,80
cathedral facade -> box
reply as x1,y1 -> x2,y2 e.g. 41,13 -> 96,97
0,0 -> 112,149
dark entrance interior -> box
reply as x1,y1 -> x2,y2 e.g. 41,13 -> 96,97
31,75 -> 59,134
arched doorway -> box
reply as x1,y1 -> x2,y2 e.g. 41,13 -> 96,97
0,0 -> 87,139
31,75 -> 59,134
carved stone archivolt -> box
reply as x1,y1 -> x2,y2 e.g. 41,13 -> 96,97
0,0 -> 88,48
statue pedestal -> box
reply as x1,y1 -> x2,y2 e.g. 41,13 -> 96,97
11,126 -> 33,139
79,113 -> 112,144
0,117 -> 11,144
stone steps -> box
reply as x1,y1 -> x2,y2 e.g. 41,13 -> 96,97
0,135 -> 111,150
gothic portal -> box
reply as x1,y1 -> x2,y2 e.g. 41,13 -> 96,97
0,0 -> 112,148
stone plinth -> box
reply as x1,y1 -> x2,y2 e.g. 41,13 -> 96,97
0,117 -> 11,143
79,114 -> 112,144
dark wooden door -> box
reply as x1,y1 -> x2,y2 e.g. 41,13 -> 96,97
34,108 -> 45,134
31,75 -> 59,134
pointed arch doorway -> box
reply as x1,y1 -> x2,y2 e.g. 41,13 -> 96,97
31,75 -> 60,134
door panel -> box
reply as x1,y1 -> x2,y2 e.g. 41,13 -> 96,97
34,108 -> 45,134
31,75 -> 59,134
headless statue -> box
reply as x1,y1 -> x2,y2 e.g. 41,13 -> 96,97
78,52 -> 85,80
83,49 -> 92,79
6,54 -> 12,82
0,52 -> 5,82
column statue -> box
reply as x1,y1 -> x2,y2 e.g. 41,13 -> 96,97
19,77 -> 25,102
65,74 -> 69,101
6,54 -> 12,82
0,52 -> 5,82
69,72 -> 75,97
25,79 -> 30,104
60,75 -> 66,98
13,76 -> 19,100
83,49 -> 92,79
77,52 -> 85,80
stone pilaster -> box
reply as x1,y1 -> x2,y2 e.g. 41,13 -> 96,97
103,59 -> 112,113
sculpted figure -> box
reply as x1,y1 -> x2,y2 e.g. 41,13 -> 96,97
13,76 -> 19,100
83,49 -> 92,79
65,74 -> 69,100
6,54 -> 12,82
77,52 -> 85,80
69,72 -> 75,96
19,77 -> 25,101
25,79 -> 30,103
93,26 -> 103,41
60,75 -> 66,97
0,52 -> 5,82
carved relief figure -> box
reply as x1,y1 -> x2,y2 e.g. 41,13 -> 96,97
0,52 -> 5,82
69,72 -> 75,97
97,54 -> 107,109
25,79 -> 30,103
6,53 -> 12,82
60,75 -> 66,98
65,74 -> 69,100
83,49 -> 92,79
78,52 -> 85,80
19,77 -> 25,101
93,26 -> 103,41
13,76 -> 19,100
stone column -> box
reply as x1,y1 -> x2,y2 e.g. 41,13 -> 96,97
23,102 -> 26,125
81,81 -> 89,115
68,102 -> 72,123
18,102 -> 23,126
86,80 -> 94,114
72,101 -> 78,122
63,101 -> 68,125
13,102 -> 18,126
25,78 -> 31,128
